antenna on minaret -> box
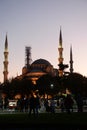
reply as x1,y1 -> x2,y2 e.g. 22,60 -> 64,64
70,45 -> 73,73
3,34 -> 9,82
25,46 -> 32,69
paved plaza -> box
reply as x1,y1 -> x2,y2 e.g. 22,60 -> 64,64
0,105 -> 87,114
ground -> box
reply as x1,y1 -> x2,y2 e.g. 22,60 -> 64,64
0,112 -> 87,129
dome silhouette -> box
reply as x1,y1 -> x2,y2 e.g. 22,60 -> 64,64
31,58 -> 51,66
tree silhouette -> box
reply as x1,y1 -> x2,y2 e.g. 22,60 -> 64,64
1,72 -> 87,99
64,73 -> 84,95
36,74 -> 61,96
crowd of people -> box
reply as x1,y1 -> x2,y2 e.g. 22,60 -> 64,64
0,92 -> 84,116
16,92 -> 84,115
58,93 -> 83,114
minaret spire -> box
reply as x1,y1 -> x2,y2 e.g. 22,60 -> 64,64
70,45 -> 73,73
59,26 -> 62,47
58,27 -> 64,76
3,34 -> 9,82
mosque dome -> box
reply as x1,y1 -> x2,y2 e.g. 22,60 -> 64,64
30,58 -> 53,73
21,58 -> 54,84
25,58 -> 53,84
31,58 -> 51,66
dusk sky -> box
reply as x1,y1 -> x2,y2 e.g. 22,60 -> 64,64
0,0 -> 87,82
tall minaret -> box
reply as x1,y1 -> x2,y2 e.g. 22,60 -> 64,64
58,27 -> 64,77
70,45 -> 73,73
3,34 -> 9,82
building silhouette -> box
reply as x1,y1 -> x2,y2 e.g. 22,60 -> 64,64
2,28 -> 73,84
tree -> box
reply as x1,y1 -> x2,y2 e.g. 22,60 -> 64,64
36,74 -> 61,96
36,74 -> 52,95
65,73 -> 84,96
20,76 -> 34,96
1,77 -> 34,99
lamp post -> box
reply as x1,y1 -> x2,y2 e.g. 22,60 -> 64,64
50,83 -> 54,98
50,84 -> 54,89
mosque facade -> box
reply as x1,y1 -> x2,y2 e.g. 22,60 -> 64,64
3,28 -> 73,84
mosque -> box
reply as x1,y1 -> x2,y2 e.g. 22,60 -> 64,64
3,28 -> 73,84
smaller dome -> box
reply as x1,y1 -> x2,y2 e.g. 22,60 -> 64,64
22,66 -> 28,74
22,66 -> 27,69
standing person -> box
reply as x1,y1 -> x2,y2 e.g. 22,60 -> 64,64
75,94 -> 83,112
64,94 -> 74,114
44,99 -> 50,112
35,93 -> 40,116
60,98 -> 65,113
50,98 -> 55,114
23,96 -> 29,112
40,98 -> 45,113
28,93 -> 36,117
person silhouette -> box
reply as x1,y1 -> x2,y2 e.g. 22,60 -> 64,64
64,94 -> 74,114
35,93 -> 40,116
28,93 -> 36,117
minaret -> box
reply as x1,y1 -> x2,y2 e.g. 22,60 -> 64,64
70,45 -> 73,73
58,27 -> 64,76
3,34 -> 9,82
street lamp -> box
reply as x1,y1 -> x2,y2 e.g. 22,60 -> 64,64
50,84 -> 54,89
